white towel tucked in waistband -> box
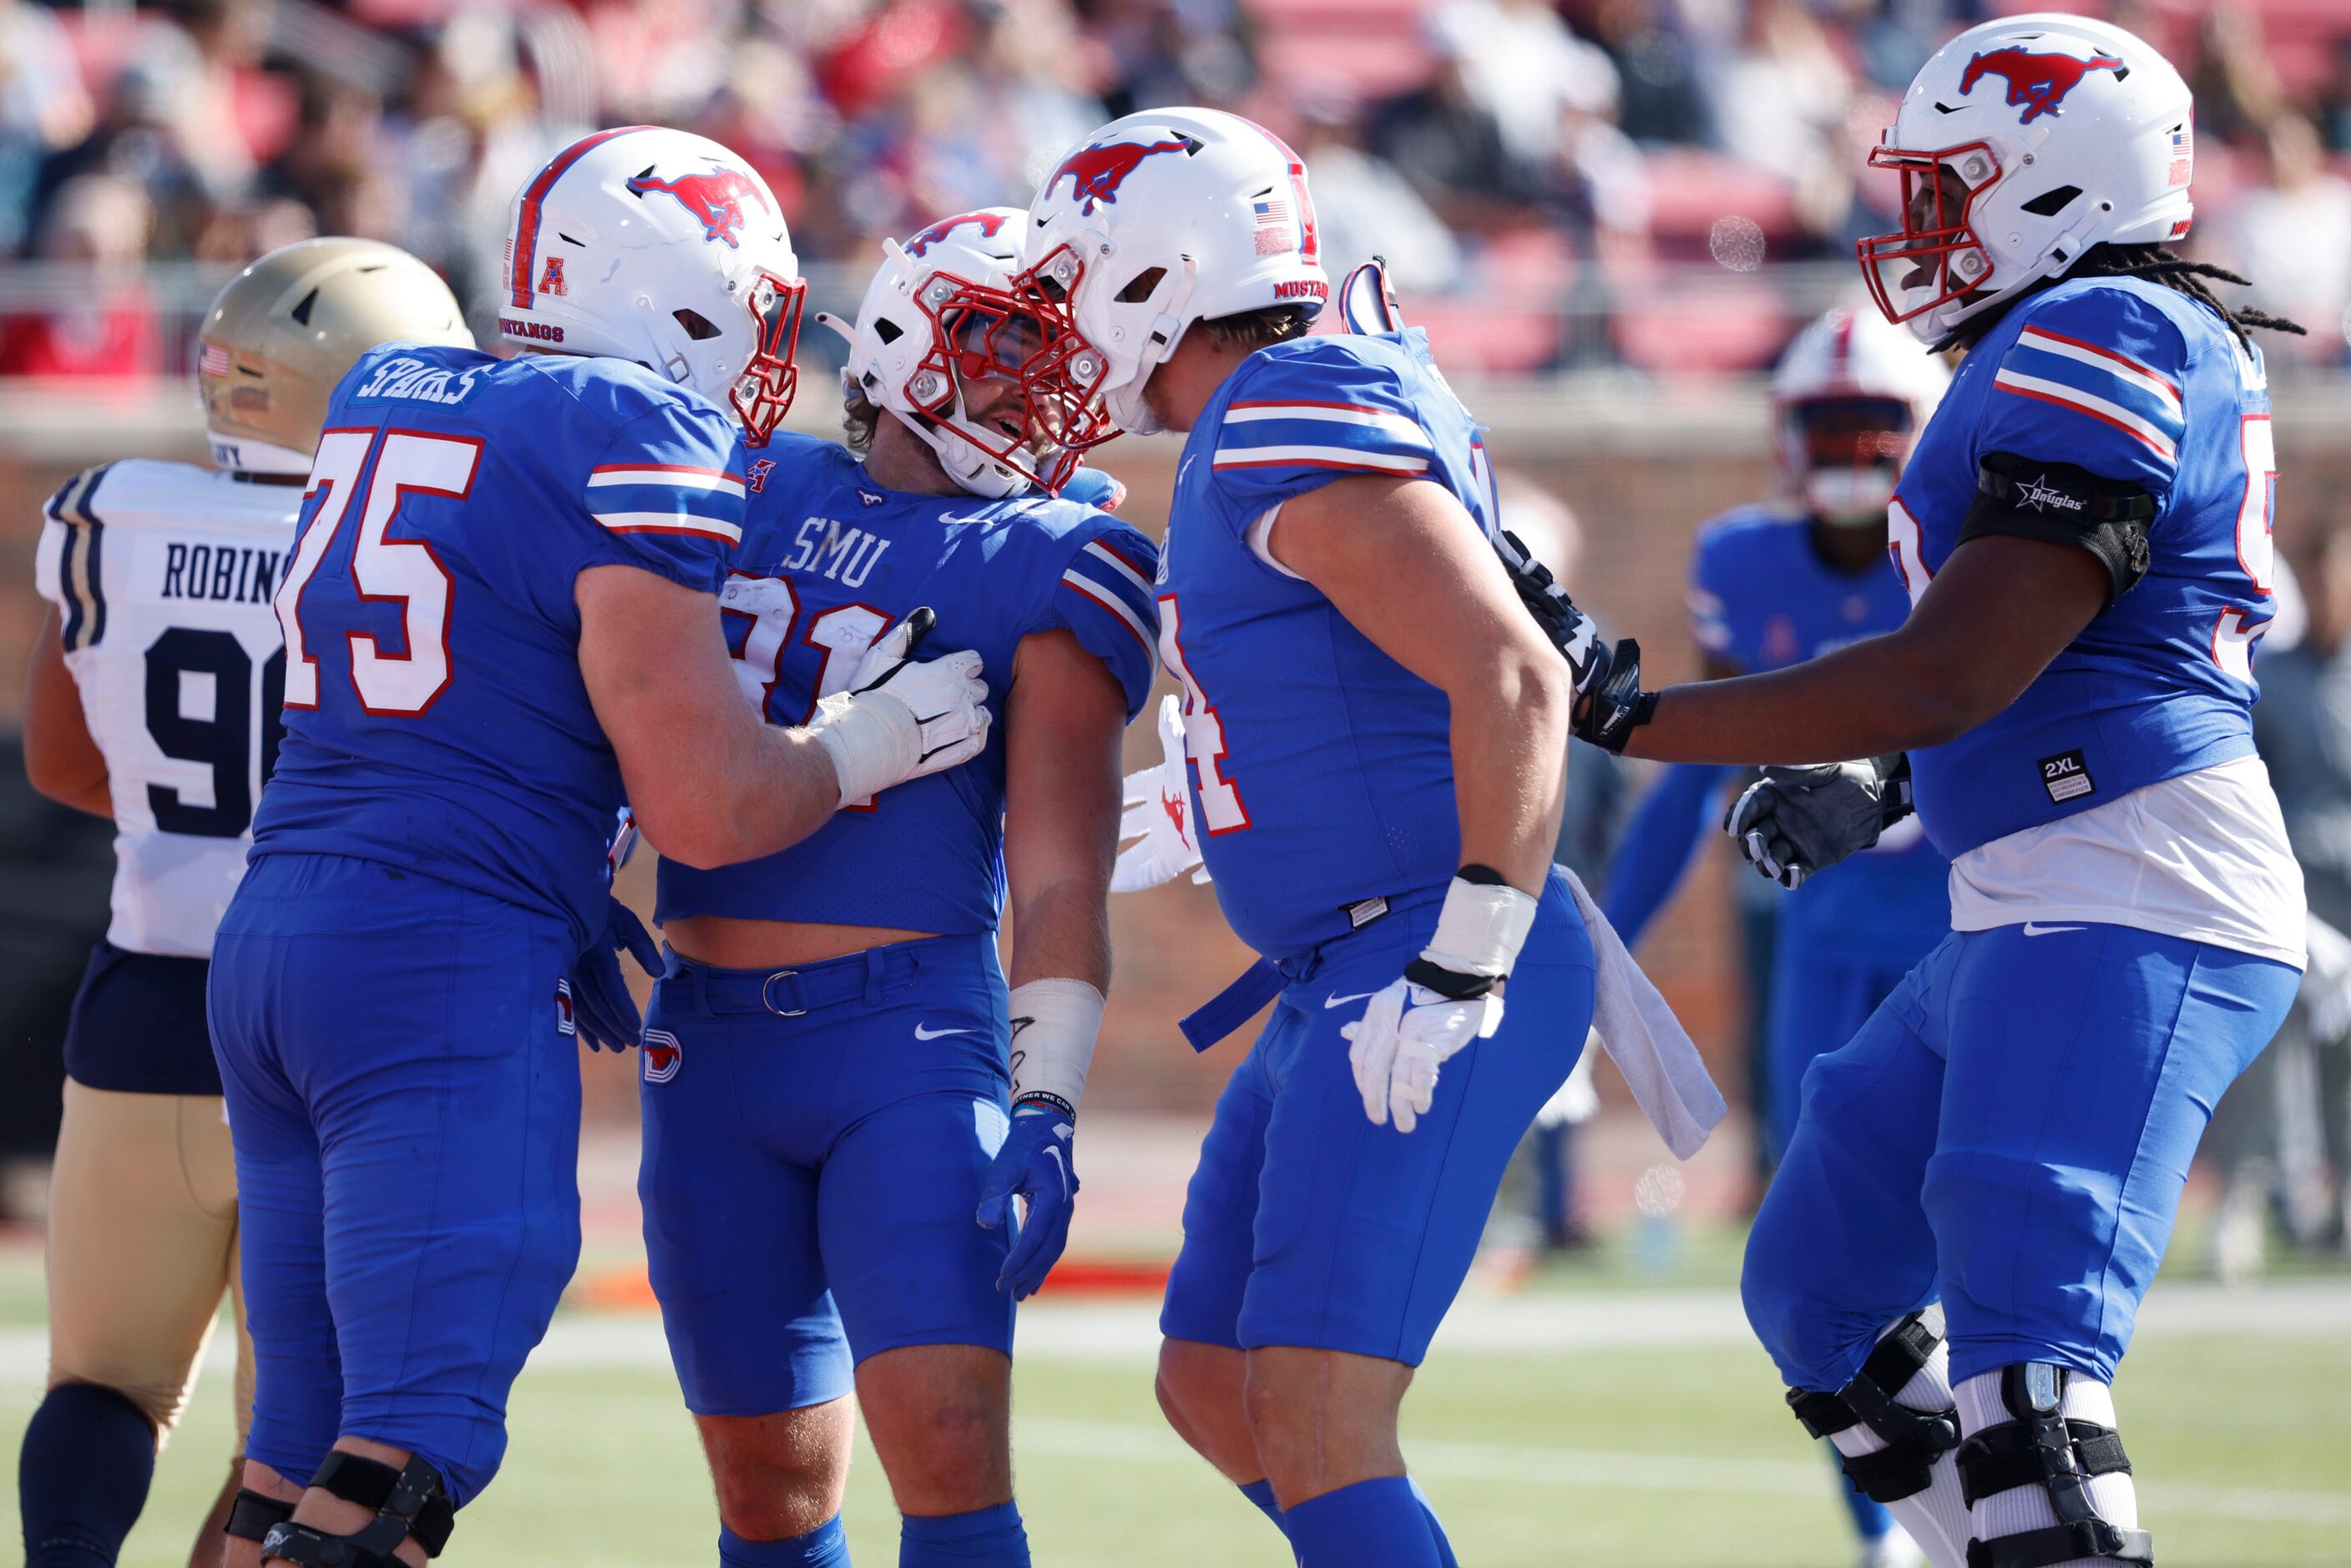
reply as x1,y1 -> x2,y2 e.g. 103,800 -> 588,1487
1560,867 -> 1726,1160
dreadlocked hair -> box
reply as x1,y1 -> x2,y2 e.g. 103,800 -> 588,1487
1957,244 -> 2308,352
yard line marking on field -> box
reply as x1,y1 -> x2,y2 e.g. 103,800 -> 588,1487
1011,1418 -> 2351,1527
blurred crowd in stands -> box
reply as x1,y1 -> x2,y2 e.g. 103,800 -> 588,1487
3,0 -> 2350,380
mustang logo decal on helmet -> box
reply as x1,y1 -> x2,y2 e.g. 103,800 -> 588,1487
626,169 -> 772,248
1042,138 -> 1195,216
906,211 -> 1009,258
1959,47 -> 2126,124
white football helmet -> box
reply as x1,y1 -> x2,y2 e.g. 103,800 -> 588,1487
499,125 -> 804,442
1859,13 -> 2193,344
1770,307 -> 1951,527
1014,107 -> 1330,440
823,208 -> 1074,498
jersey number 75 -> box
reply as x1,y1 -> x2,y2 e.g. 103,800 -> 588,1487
275,429 -> 478,716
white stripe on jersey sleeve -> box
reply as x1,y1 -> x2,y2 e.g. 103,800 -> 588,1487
1221,402 -> 1433,447
1989,369 -> 2179,460
587,465 -> 748,498
1060,569 -> 1155,651
1210,444 -> 1431,475
2016,327 -> 2183,419
593,511 -> 745,544
1080,539 -> 1154,597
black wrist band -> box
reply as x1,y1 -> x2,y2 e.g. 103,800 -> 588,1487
1014,1091 -> 1074,1119
1455,863 -> 1512,888
1403,958 -> 1500,1000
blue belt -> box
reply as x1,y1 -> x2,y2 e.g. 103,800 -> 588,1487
660,943 -> 927,1019
1179,890 -> 1427,1052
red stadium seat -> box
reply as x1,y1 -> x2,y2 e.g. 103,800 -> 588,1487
1640,149 -> 1803,260
1396,299 -> 1565,373
1611,287 -> 1795,377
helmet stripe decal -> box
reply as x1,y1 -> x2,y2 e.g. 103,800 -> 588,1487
1240,117 -> 1320,263
510,124 -> 657,311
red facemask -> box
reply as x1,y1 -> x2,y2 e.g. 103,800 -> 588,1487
1856,141 -> 2000,328
731,269 -> 806,446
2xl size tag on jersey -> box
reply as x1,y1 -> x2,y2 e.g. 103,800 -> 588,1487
2040,748 -> 2096,804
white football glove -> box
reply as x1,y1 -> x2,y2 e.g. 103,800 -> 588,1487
1341,979 -> 1505,1134
806,607 -> 990,804
1111,694 -> 1209,892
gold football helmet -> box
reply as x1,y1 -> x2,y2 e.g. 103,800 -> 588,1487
199,238 -> 474,474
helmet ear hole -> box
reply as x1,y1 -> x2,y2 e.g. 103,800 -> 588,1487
872,316 -> 904,346
291,288 -> 320,326
673,309 -> 723,341
1115,266 -> 1167,303
2020,185 -> 2083,217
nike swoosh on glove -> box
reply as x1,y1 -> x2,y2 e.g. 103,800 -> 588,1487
1112,694 -> 1210,892
807,606 -> 992,803
974,1099 -> 1079,1299
1723,754 -> 1913,890
573,896 -> 661,1053
1340,978 -> 1504,1134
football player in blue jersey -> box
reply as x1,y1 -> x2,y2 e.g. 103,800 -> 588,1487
207,129 -> 994,1568
1008,109 -> 1713,1568
1565,18 -> 2309,1568
1601,306 -> 1949,1568
637,210 -> 1157,1568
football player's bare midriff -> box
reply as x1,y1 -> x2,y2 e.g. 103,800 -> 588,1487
662,913 -> 943,970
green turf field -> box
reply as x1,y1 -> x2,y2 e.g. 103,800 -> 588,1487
3,1256 -> 2347,1567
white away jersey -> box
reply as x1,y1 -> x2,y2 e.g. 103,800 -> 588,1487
36,460 -> 296,957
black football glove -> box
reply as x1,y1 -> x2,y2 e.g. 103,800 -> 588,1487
1495,529 -> 1610,696
1723,754 -> 1914,890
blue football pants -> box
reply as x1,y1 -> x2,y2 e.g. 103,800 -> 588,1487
1743,921 -> 2298,1393
209,854 -> 583,1507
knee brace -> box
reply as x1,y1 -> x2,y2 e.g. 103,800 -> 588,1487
256,1453 -> 456,1566
1785,1308 -> 1961,1503
1958,1364 -> 2151,1568
225,1489 -> 296,1543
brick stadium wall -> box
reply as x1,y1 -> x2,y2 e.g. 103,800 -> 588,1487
7,381 -> 2347,1123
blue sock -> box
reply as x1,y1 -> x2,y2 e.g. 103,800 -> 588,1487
18,1383 -> 155,1567
1407,1477 -> 1459,1568
1282,1477 -> 1442,1568
900,1501 -> 1029,1566
720,1516 -> 851,1567
1238,1479 -> 1298,1560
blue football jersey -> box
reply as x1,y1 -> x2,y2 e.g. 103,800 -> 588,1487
1687,506 -> 1949,961
252,343 -> 746,947
1893,276 -> 2275,859
1159,328 -> 1506,959
655,435 -> 1159,935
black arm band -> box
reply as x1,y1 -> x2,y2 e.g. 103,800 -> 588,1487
1960,453 -> 2155,608
1455,863 -> 1512,888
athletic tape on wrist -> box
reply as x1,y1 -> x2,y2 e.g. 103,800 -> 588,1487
1420,874 -> 1539,982
808,690 -> 909,806
1009,978 -> 1105,1114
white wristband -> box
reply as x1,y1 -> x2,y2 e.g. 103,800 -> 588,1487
1007,978 -> 1105,1115
1420,876 -> 1539,981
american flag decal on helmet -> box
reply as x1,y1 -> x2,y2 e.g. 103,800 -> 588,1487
1252,196 -> 1293,255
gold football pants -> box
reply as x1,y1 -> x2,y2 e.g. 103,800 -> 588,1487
46,1078 -> 250,1447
